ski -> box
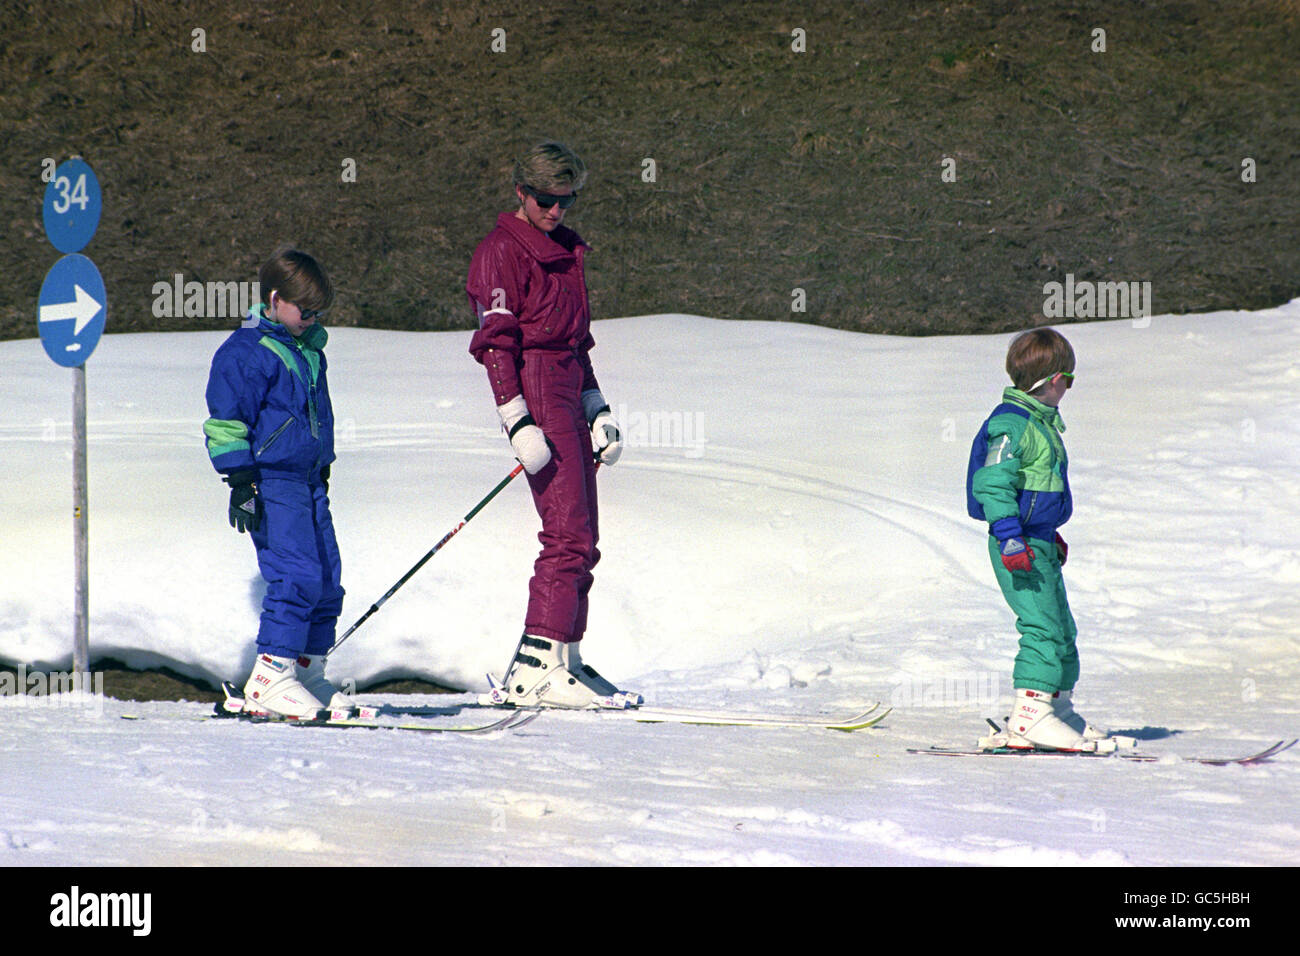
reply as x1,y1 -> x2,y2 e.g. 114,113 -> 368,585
476,664 -> 885,729
626,703 -> 888,731
217,680 -> 540,734
121,681 -> 538,735
371,694 -> 889,730
202,681 -> 887,731
235,709 -> 538,735
907,738 -> 1297,765
122,708 -> 536,735
1117,738 -> 1297,766
521,702 -> 890,731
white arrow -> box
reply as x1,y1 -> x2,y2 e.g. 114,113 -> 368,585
39,283 -> 102,336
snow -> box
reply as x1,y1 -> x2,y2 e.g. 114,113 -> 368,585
2,304 -> 1299,868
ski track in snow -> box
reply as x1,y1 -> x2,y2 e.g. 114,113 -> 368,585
3,308 -> 1299,866
631,450 -> 993,589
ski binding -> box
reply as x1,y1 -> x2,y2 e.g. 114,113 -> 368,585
211,682 -> 536,734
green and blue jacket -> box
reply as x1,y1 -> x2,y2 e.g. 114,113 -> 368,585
203,306 -> 334,480
969,388 -> 1072,543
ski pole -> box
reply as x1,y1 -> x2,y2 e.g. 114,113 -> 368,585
327,463 -> 525,657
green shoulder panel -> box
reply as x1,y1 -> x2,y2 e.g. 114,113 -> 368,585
1015,426 -> 1062,492
259,336 -> 300,380
258,334 -> 322,385
998,391 -> 1067,494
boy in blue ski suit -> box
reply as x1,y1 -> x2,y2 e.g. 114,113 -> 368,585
203,247 -> 347,718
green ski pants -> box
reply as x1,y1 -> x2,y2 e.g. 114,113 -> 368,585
988,535 -> 1079,693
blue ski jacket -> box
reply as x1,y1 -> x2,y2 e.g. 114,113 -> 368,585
203,306 -> 335,481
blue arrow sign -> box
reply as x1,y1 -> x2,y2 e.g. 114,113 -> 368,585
43,158 -> 102,254
39,254 -> 107,366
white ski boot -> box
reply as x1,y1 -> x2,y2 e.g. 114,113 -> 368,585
1003,688 -> 1102,751
297,654 -> 357,711
481,636 -> 638,709
242,653 -> 327,719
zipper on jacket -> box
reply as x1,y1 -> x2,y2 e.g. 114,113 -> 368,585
292,338 -> 321,440
308,381 -> 319,439
1024,491 -> 1039,524
257,415 -> 295,457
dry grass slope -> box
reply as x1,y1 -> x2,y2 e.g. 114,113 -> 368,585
2,0 -> 1297,341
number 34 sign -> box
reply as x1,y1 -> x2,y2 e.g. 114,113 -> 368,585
40,158 -> 106,364
43,157 -> 102,254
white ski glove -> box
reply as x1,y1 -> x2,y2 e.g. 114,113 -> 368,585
497,395 -> 552,474
582,389 -> 622,466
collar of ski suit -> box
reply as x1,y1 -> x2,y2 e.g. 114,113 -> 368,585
246,303 -> 328,352
494,211 -> 587,264
1002,387 -> 1065,433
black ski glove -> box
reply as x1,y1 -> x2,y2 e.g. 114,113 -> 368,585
225,469 -> 262,534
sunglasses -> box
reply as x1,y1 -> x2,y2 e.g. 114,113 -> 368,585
1027,371 -> 1076,392
271,291 -> 326,322
522,185 -> 578,209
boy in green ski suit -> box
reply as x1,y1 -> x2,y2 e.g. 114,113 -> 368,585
969,328 -> 1110,750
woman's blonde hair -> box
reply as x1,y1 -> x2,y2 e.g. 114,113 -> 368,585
512,141 -> 588,193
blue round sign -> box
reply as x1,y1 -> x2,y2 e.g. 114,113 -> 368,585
38,254 -> 107,366
43,158 -> 102,254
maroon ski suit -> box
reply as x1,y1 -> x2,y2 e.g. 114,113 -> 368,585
467,212 -> 601,644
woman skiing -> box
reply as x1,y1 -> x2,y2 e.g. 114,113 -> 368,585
466,141 -> 636,709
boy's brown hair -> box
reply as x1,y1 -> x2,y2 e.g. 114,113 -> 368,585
259,246 -> 334,313
1006,327 -> 1075,393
